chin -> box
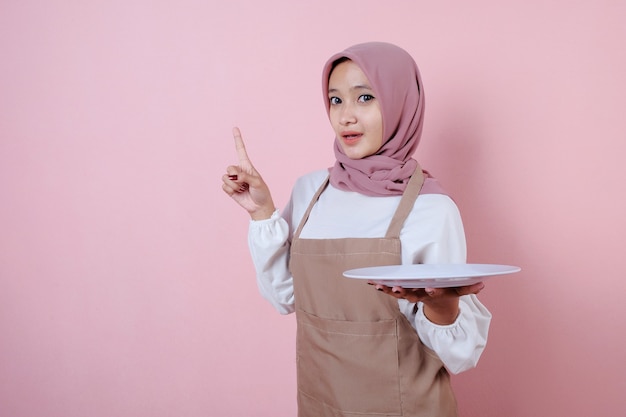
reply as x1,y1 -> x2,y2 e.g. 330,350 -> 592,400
343,152 -> 366,160
339,146 -> 365,160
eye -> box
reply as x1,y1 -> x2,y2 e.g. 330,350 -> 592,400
358,94 -> 375,103
329,96 -> 342,105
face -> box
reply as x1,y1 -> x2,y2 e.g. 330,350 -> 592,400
328,60 -> 383,160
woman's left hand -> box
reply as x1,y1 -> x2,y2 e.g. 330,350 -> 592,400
369,282 -> 485,325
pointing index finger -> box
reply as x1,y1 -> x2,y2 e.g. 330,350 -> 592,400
232,127 -> 253,174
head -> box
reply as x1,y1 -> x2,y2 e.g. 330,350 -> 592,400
322,42 -> 425,164
327,58 -> 384,159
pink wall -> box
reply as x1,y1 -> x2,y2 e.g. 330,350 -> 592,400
1,1 -> 625,416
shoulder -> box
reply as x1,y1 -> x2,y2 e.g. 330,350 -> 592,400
414,193 -> 461,214
399,193 -> 466,262
291,169 -> 329,200
405,193 -> 465,235
406,193 -> 464,230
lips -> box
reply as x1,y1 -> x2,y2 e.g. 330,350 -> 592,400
341,131 -> 363,145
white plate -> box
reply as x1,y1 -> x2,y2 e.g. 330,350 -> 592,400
343,263 -> 521,288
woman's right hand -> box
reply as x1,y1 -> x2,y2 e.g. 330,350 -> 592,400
222,127 -> 276,220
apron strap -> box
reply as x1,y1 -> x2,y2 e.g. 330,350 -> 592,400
293,174 -> 330,240
384,166 -> 425,238
293,165 -> 425,240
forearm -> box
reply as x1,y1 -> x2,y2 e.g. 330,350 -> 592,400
422,298 -> 460,325
250,202 -> 277,221
248,210 -> 295,314
410,295 -> 492,374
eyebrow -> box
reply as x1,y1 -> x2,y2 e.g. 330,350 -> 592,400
328,84 -> 374,94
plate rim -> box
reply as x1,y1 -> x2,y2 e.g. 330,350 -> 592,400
343,263 -> 521,280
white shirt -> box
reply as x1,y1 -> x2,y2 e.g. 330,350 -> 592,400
248,169 -> 491,374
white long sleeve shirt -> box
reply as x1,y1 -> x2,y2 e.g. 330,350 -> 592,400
248,169 -> 491,374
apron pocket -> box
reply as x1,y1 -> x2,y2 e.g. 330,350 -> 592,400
296,310 -> 402,415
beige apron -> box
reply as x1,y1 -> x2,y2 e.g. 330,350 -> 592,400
289,169 -> 457,417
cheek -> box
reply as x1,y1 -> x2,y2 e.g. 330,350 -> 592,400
328,110 -> 340,131
373,114 -> 384,146
370,104 -> 384,141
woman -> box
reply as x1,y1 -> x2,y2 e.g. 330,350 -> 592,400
222,42 -> 491,417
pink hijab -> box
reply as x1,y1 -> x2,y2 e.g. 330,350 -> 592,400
322,42 -> 445,196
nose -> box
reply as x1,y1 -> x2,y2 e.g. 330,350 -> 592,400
339,102 -> 357,125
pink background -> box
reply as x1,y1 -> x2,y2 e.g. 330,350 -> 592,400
1,1 -> 625,416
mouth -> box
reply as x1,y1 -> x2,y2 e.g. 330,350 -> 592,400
341,131 -> 363,145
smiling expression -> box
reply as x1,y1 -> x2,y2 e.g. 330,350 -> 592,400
328,60 -> 384,160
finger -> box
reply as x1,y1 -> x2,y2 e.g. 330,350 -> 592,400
424,287 -> 440,297
222,170 -> 248,193
391,286 -> 426,302
222,182 -> 235,196
391,286 -> 405,295
455,282 -> 485,296
223,172 -> 239,185
232,127 -> 254,174
225,166 -> 244,182
374,284 -> 397,297
223,179 -> 249,196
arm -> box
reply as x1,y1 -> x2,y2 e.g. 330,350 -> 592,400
223,127 -> 294,313
393,195 -> 492,374
409,294 -> 491,374
247,208 -> 295,314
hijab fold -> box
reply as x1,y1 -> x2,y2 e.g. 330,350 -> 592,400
322,42 -> 445,196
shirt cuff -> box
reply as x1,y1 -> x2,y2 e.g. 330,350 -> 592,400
413,295 -> 491,374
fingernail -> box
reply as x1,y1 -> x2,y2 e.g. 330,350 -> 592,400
228,174 -> 238,180
392,289 -> 401,294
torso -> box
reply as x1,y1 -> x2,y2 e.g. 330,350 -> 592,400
289,171 -> 457,417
